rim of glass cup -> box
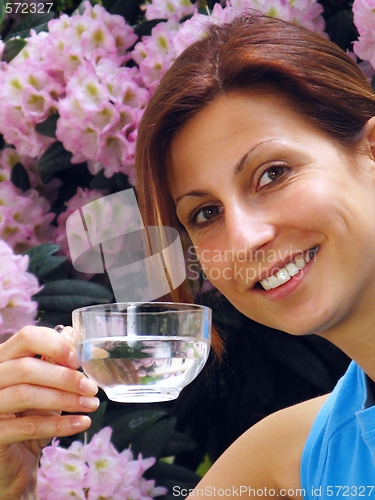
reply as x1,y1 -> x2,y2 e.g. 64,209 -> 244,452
72,302 -> 212,344
72,302 -> 212,316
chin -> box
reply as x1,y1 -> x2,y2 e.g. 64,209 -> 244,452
256,314 -> 331,337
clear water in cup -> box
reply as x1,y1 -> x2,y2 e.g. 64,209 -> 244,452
78,336 -> 210,402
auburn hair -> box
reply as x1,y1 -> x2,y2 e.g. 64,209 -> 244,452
135,12 -> 375,354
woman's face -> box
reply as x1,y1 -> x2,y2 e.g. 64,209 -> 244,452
168,92 -> 375,337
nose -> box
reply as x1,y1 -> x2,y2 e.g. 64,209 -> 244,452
225,204 -> 276,261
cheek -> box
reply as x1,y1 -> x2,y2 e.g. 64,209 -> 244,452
196,247 -> 233,285
280,180 -> 350,232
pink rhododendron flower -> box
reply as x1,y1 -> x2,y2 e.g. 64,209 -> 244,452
173,3 -> 236,55
353,0 -> 375,69
0,181 -> 54,253
0,1 -> 141,180
38,427 -> 167,499
54,187 -> 109,262
56,55 -> 149,178
0,147 -> 61,203
287,0 -> 325,33
138,0 -> 325,95
54,187 -> 144,280
228,0 -> 325,32
143,0 -> 196,20
83,1 -> 138,57
0,52 -> 62,156
132,17 -> 180,92
0,239 -> 40,340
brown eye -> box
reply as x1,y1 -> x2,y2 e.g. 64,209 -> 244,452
192,205 -> 223,226
258,165 -> 287,189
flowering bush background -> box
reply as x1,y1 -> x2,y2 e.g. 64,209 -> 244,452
0,0 -> 368,496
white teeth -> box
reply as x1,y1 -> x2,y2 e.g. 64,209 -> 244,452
268,275 -> 280,289
259,246 -> 319,291
276,268 -> 291,285
295,255 -> 306,270
285,262 -> 299,277
261,278 -> 271,291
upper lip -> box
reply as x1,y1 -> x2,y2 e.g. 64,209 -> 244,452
251,247 -> 316,288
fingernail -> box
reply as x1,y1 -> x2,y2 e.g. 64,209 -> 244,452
68,350 -> 80,369
79,396 -> 100,410
72,416 -> 91,429
79,376 -> 98,396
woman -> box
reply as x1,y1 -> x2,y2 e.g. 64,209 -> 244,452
135,11 -> 375,498
1,11 -> 375,498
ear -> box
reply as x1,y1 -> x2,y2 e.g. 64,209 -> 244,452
363,116 -> 375,161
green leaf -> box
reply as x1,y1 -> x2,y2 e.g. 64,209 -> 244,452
35,114 -> 59,138
40,264 -> 69,282
25,244 -> 68,280
0,0 -> 5,28
107,409 -> 167,451
33,279 -> 113,312
10,162 -> 30,192
28,255 -> 67,280
6,11 -> 54,39
38,142 -> 73,183
1,38 -> 27,63
24,243 -> 62,260
131,417 -> 176,459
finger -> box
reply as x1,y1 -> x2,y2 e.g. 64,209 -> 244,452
0,357 -> 98,396
0,326 -> 79,369
0,414 -> 92,446
21,410 -> 62,452
0,384 -> 100,414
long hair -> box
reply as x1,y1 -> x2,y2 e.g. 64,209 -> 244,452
135,12 -> 375,353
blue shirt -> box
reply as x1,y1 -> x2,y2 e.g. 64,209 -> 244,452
301,361 -> 375,498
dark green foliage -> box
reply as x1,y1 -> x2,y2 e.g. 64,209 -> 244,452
38,142 -> 74,183
10,162 -> 30,191
33,279 -> 113,312
25,243 -> 66,279
1,37 -> 26,61
4,11 -> 54,40
35,114 -> 59,138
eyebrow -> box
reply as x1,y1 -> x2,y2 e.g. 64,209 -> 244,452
174,189 -> 210,205
234,139 -> 277,175
174,139 -> 278,205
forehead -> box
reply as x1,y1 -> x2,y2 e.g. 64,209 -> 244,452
167,91 -> 318,192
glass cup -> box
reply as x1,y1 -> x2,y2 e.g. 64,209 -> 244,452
72,302 -> 212,403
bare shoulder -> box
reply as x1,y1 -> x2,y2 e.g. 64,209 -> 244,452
189,394 -> 329,499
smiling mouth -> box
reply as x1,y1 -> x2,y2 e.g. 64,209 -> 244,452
259,246 -> 320,291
